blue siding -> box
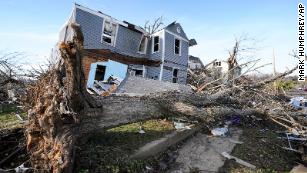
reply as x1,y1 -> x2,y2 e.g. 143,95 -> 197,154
162,30 -> 188,84
72,6 -> 189,85
165,23 -> 188,40
162,68 -> 172,82
162,62 -> 188,84
75,8 -> 110,50
148,32 -> 163,61
75,8 -> 145,58
164,32 -> 189,66
146,66 -> 160,80
115,26 -> 143,57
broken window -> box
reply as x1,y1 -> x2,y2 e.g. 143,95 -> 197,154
95,65 -> 106,81
174,38 -> 181,55
102,20 -> 117,46
130,69 -> 143,77
134,69 -> 143,76
153,36 -> 159,53
138,36 -> 148,54
172,68 -> 178,83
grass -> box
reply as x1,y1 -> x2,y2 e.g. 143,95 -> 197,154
0,104 -> 26,129
76,119 -> 175,173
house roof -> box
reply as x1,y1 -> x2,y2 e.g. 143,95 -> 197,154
74,3 -> 147,34
73,3 -> 192,40
164,22 -> 189,40
189,56 -> 204,67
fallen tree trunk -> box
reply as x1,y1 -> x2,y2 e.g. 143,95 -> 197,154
25,23 -> 297,173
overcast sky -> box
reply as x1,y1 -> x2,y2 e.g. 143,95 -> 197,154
0,0 -> 304,73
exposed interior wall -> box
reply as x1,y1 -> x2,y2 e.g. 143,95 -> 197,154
82,56 -> 108,84
86,60 -> 128,88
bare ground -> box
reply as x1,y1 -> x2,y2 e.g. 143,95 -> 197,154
0,113 -> 301,173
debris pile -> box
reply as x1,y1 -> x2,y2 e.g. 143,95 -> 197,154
18,22 -> 305,173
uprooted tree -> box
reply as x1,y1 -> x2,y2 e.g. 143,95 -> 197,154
25,23 -> 301,173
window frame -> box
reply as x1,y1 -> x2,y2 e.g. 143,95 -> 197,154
172,68 -> 179,83
94,64 -> 107,81
138,35 -> 148,54
152,36 -> 160,53
174,37 -> 181,56
101,19 -> 118,46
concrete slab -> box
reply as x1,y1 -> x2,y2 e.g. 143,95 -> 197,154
169,127 -> 242,173
131,126 -> 201,159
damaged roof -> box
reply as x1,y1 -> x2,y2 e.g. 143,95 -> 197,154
74,3 -> 148,34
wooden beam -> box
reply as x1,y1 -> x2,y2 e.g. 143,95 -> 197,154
84,49 -> 161,67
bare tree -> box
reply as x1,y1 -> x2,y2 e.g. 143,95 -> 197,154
26,48 -> 60,80
144,16 -> 164,34
191,36 -> 270,93
0,52 -> 26,86
0,52 -> 28,101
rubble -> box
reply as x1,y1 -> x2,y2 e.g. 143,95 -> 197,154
211,127 -> 229,136
16,21 -> 303,173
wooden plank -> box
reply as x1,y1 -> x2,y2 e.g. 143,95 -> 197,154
221,152 -> 256,169
84,49 -> 161,67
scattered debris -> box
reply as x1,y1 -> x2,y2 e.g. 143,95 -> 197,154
289,96 -> 307,109
281,133 -> 303,154
22,12 -> 304,172
221,152 -> 256,169
145,165 -> 153,171
15,114 -> 23,121
14,163 -> 30,173
278,132 -> 307,141
138,126 -> 146,134
88,74 -> 124,96
174,122 -> 185,130
226,115 -> 241,125
211,127 -> 229,136
228,139 -> 244,144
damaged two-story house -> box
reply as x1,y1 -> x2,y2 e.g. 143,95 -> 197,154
59,4 -> 196,94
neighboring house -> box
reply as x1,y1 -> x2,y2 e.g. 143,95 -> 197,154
59,3 -> 196,91
188,56 -> 204,70
207,59 -> 242,80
